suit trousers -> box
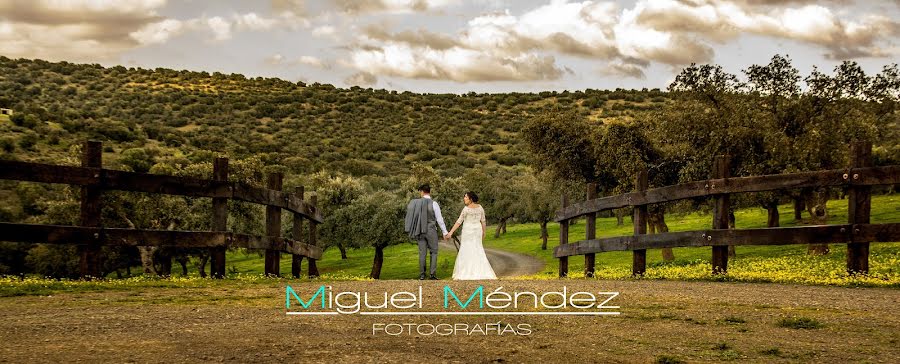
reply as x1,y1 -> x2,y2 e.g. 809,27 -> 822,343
417,226 -> 439,276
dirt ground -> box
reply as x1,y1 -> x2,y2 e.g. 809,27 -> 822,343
1,279 -> 898,363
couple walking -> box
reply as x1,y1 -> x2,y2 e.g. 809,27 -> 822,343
403,184 -> 497,280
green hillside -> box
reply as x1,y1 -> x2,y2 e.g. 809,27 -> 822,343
0,56 -> 666,177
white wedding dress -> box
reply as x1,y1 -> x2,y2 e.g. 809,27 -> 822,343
452,205 -> 497,280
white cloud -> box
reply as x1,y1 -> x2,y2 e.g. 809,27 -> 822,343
205,16 -> 232,41
631,0 -> 899,59
235,12 -> 278,31
348,43 -> 563,82
312,25 -> 336,37
130,19 -> 184,45
344,0 -> 897,83
298,55 -> 327,68
0,0 -> 167,61
266,53 -> 286,65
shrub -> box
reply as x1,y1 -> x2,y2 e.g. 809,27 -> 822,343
777,317 -> 822,329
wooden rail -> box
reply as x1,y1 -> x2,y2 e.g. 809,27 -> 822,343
0,141 -> 323,279
555,165 -> 900,222
0,159 -> 323,222
554,142 -> 900,276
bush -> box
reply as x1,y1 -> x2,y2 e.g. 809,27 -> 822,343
776,317 -> 822,329
119,147 -> 156,173
0,137 -> 15,152
18,133 -> 38,151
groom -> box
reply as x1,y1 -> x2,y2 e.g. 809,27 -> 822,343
404,184 -> 449,280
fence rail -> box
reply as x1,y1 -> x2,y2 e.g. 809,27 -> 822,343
553,141 -> 900,277
556,165 -> 900,222
0,159 -> 322,222
0,141 -> 323,279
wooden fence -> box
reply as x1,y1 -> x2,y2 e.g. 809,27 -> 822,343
0,141 -> 324,279
554,141 -> 900,277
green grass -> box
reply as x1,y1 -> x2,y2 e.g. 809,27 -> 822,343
225,242 -> 457,280
490,194 -> 900,286
487,194 -> 900,271
193,193 -> 900,286
2,194 -> 898,295
137,193 -> 900,286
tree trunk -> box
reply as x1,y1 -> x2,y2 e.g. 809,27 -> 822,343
338,242 -> 348,260
615,208 -> 624,226
198,255 -> 208,278
370,245 -> 384,279
494,219 -> 503,238
766,204 -> 780,227
501,220 -> 507,234
139,246 -> 157,275
157,255 -> 172,277
657,212 -> 675,262
805,188 -> 830,255
177,258 -> 189,276
540,221 -> 548,250
793,196 -> 804,221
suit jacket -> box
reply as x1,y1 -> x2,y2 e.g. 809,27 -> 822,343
404,198 -> 432,239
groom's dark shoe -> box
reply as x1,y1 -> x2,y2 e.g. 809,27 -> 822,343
429,274 -> 437,280
419,273 -> 426,280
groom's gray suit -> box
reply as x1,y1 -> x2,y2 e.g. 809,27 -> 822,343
404,195 -> 448,277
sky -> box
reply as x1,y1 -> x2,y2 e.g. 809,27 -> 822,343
1,0 -> 898,93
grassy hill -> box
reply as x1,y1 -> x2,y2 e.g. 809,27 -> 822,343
0,56 -> 667,178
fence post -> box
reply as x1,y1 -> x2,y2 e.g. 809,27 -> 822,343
265,172 -> 283,277
559,194 -> 569,278
711,155 -> 731,274
210,158 -> 228,279
633,168 -> 648,276
307,194 -> 320,278
78,141 -> 102,279
291,186 -> 305,278
848,141 -> 872,274
584,183 -> 597,278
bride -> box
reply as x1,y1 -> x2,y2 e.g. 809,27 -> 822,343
444,191 -> 497,280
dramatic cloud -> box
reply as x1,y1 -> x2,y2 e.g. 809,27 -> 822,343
0,0 -> 300,61
343,0 -> 898,83
459,2 -> 620,58
630,0 -> 899,60
362,23 -> 460,50
348,43 -> 563,82
1,0 -> 896,86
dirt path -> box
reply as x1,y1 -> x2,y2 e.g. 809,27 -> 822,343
439,241 -> 545,277
1,280 -> 898,363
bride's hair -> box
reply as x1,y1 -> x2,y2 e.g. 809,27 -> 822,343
465,191 -> 479,203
